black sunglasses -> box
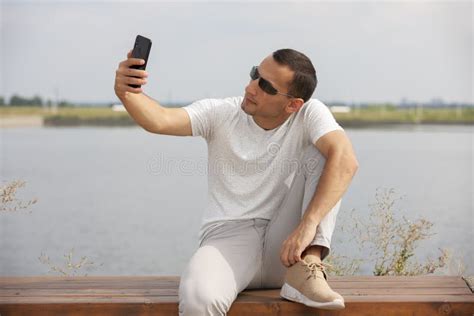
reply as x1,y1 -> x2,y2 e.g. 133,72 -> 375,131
250,66 -> 294,98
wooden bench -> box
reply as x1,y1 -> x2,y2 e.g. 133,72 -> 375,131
1,275 -> 473,315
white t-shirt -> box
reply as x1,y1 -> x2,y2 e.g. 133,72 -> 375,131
182,96 -> 343,241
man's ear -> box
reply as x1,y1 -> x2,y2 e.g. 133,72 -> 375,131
287,98 -> 305,113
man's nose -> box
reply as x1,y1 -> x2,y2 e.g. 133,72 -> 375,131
245,79 -> 258,96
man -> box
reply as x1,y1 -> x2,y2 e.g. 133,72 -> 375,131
114,48 -> 358,315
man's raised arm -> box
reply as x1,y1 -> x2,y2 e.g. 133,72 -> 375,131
114,50 -> 192,136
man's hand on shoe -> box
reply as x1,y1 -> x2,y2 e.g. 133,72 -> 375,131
280,219 -> 318,267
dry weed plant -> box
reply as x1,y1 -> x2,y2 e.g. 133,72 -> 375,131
324,254 -> 363,276
1,179 -> 101,276
38,248 -> 102,276
326,187 -> 465,276
0,180 -> 37,213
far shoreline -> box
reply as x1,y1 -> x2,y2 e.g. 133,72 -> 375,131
1,105 -> 473,128
1,114 -> 473,129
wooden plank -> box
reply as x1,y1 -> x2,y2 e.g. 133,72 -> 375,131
241,290 -> 474,303
230,302 -> 474,316
1,294 -> 474,304
336,288 -> 471,295
0,303 -> 178,316
0,277 -> 470,293
0,288 -> 179,297
0,296 -> 177,303
241,289 -> 474,300
1,293 -> 473,304
0,276 -> 468,288
330,276 -> 469,281
463,276 -> 474,293
0,277 -> 470,290
0,286 -> 471,299
1,275 -> 466,284
0,302 -> 473,316
0,276 -> 473,316
0,276 -> 179,289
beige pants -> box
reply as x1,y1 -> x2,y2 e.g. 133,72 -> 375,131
178,145 -> 341,315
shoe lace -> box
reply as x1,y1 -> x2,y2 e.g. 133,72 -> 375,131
303,261 -> 332,281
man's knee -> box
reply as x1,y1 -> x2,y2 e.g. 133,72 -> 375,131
179,278 -> 233,316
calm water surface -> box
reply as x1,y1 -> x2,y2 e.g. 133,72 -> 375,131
0,125 -> 472,276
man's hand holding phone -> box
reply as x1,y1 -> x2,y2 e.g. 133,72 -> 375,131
114,51 -> 148,99
114,35 -> 152,100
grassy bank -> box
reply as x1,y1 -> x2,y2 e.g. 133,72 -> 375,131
0,106 -> 133,126
334,107 -> 474,126
1,105 -> 473,127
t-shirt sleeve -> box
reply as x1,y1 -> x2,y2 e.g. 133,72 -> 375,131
182,97 -> 237,141
304,100 -> 344,145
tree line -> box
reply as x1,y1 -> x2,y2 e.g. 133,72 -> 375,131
0,95 -> 74,107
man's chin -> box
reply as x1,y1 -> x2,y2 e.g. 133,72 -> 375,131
241,100 -> 253,115
240,100 -> 249,114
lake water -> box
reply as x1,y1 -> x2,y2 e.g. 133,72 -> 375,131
0,124 -> 472,276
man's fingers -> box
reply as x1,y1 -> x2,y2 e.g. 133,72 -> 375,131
281,240 -> 300,267
118,86 -> 143,94
116,73 -> 147,85
124,83 -> 143,93
125,68 -> 148,78
282,243 -> 296,268
280,243 -> 290,268
127,87 -> 143,94
117,64 -> 148,78
288,244 -> 302,266
293,248 -> 302,263
126,57 -> 145,67
115,52 -> 146,97
288,247 -> 296,266
124,76 -> 147,86
115,76 -> 143,93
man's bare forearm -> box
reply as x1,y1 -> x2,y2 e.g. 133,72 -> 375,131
114,51 -> 167,133
119,92 -> 164,133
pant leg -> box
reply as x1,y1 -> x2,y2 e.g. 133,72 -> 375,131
303,147 -> 341,260
248,145 -> 341,289
179,219 -> 268,315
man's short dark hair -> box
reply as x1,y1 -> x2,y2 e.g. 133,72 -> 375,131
272,49 -> 317,102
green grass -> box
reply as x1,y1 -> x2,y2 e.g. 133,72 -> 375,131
0,106 -> 134,126
0,106 -> 129,118
0,106 -> 47,116
334,107 -> 474,124
1,105 -> 473,125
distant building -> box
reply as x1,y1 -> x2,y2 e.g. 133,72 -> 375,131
429,98 -> 445,107
329,105 -> 351,113
111,104 -> 126,112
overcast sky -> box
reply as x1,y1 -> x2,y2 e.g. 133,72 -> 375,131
1,0 -> 472,105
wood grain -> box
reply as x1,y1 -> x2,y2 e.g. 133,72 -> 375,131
1,276 -> 473,315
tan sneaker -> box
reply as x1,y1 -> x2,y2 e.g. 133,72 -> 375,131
280,258 -> 345,310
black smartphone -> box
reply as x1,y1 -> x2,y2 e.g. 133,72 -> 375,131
129,35 -> 152,88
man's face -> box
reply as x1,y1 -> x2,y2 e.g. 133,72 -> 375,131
241,55 -> 296,118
